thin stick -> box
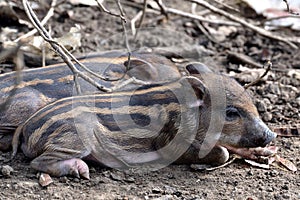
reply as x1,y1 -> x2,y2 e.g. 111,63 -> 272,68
95,0 -> 126,21
282,0 -> 299,15
22,0 -> 113,93
14,0 -> 57,43
212,0 -> 240,13
194,21 -> 219,43
134,0 -> 147,39
164,7 -> 240,26
123,0 -> 239,26
131,10 -> 143,36
191,4 -> 218,43
226,51 -> 263,68
0,45 -> 23,111
115,0 -> 132,72
188,0 -> 299,49
94,0 -> 132,78
244,60 -> 272,89
154,0 -> 169,19
116,0 -> 131,52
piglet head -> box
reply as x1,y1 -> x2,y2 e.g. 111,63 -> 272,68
185,63 -> 276,149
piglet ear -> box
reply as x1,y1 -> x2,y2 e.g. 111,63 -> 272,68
184,76 -> 208,108
185,62 -> 212,74
124,59 -> 158,81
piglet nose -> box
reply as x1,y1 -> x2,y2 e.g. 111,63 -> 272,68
261,129 -> 277,147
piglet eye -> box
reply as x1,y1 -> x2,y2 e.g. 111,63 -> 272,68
226,107 -> 240,121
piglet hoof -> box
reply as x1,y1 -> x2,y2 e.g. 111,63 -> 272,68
62,158 -> 90,180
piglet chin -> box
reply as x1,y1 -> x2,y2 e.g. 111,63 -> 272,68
221,145 -> 278,160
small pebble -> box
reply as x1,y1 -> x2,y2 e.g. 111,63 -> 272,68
296,97 -> 300,106
269,170 -> 279,177
124,177 -> 135,183
39,173 -> 53,187
282,185 -> 289,190
262,113 -> 273,122
152,187 -> 162,194
60,176 -> 68,183
282,193 -> 290,199
73,178 -> 80,182
1,165 -> 14,177
256,100 -> 267,112
110,173 -> 123,181
247,170 -> 253,176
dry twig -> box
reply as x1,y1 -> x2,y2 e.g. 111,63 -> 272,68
212,0 -> 240,13
22,0 -> 113,93
162,6 -> 240,26
191,4 -> 218,43
14,0 -> 57,43
226,51 -> 262,68
134,0 -> 147,39
0,46 -> 23,110
282,0 -> 299,15
115,0 -> 131,53
131,10 -> 143,36
154,0 -> 169,19
95,0 -> 126,21
188,0 -> 300,49
124,0 -> 240,26
244,60 -> 272,89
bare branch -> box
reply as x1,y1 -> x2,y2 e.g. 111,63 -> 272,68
188,0 -> 299,49
14,0 -> 57,43
154,0 -> 169,19
131,10 -> 143,36
95,0 -> 126,21
134,0 -> 147,39
282,0 -> 299,15
0,46 -> 23,110
161,6 -> 240,26
212,0 -> 240,13
244,60 -> 273,89
123,0 -> 240,26
22,0 -> 113,93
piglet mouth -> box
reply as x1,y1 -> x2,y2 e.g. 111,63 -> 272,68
221,145 -> 278,160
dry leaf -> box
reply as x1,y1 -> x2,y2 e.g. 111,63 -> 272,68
275,155 -> 297,172
55,25 -> 82,52
4,25 -> 82,60
244,159 -> 270,169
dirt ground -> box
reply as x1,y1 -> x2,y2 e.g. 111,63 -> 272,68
0,1 -> 299,199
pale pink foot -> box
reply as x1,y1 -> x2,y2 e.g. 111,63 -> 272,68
60,158 -> 90,179
31,157 -> 90,179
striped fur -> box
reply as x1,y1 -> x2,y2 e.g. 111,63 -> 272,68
12,79 -> 200,170
0,51 -> 181,150
11,64 -> 277,177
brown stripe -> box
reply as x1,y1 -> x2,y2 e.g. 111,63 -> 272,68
26,82 -> 182,125
1,79 -> 54,93
28,102 -> 181,146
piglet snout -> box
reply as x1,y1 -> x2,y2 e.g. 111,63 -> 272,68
259,129 -> 277,147
240,118 -> 277,148
254,119 -> 277,147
